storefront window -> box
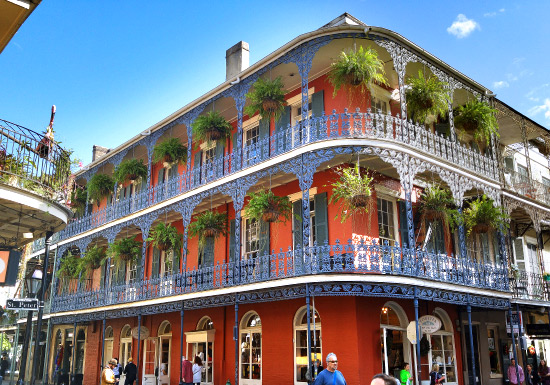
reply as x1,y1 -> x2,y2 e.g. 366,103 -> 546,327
294,306 -> 321,385
487,326 -> 502,377
240,312 -> 262,383
429,310 -> 458,385
380,303 -> 409,380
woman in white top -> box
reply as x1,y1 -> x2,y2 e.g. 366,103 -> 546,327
192,356 -> 203,385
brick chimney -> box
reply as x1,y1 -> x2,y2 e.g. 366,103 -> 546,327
226,41 -> 249,81
92,145 -> 110,162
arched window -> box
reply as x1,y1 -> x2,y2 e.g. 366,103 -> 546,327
159,321 -> 172,380
240,312 -> 262,383
197,316 -> 214,331
119,325 -> 132,369
186,316 -> 215,384
104,326 -> 114,367
294,306 -> 321,385
380,302 -> 410,379
429,309 -> 458,385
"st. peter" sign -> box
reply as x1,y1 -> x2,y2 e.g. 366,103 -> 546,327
6,298 -> 39,310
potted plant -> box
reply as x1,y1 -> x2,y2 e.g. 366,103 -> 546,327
543,272 -> 550,282
79,245 -> 106,276
70,187 -> 87,216
57,251 -> 81,279
405,70 -> 449,124
454,100 -> 499,154
419,184 -> 455,225
107,237 -> 141,267
153,138 -> 188,168
87,173 -> 114,207
244,76 -> 287,121
191,111 -> 232,145
462,195 -> 509,235
114,159 -> 148,184
245,190 -> 293,223
510,264 -> 520,280
328,46 -> 388,97
188,211 -> 228,245
328,164 -> 374,222
146,223 -> 183,252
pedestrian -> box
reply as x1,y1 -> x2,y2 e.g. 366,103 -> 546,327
371,373 -> 399,385
113,358 -> 122,383
101,359 -> 117,385
400,363 -> 412,385
192,356 -> 203,385
313,353 -> 347,385
508,358 -> 525,385
0,354 -> 10,379
539,359 -> 550,385
430,364 -> 445,385
527,364 -> 540,385
123,357 -> 137,385
181,356 -> 193,385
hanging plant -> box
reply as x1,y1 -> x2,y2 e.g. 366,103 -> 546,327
244,76 -> 287,121
460,195 -> 509,235
405,70 -> 449,124
57,251 -> 80,279
328,46 -> 388,97
454,100 -> 499,154
153,138 -> 188,167
70,186 -> 87,216
420,335 -> 431,356
328,164 -> 374,222
146,223 -> 183,252
87,173 -> 114,207
245,190 -> 293,223
114,159 -> 148,184
79,245 -> 106,276
191,111 -> 232,146
419,184 -> 456,226
107,237 -> 141,267
188,211 -> 228,246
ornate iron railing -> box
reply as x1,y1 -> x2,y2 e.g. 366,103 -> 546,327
31,109 -> 498,251
51,239 -> 509,312
0,118 -> 72,202
503,168 -> 550,206
511,270 -> 549,301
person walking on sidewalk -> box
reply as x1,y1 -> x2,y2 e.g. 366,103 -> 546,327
313,353 -> 347,385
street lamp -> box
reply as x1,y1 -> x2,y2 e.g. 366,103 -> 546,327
17,267 -> 43,385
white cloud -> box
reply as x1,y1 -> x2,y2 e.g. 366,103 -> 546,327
493,81 -> 509,89
484,8 -> 505,17
447,14 -> 480,38
528,99 -> 550,121
506,73 -> 518,82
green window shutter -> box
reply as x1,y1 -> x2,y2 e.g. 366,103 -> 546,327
259,117 -> 269,160
152,247 -> 160,279
232,132 -> 240,171
193,151 -> 202,187
435,122 -> 450,137
275,106 -> 291,153
504,157 -> 514,171
398,201 -> 409,249
433,220 -> 446,254
157,167 -> 165,185
314,192 -> 328,246
293,200 -> 303,250
215,144 -> 225,178
202,237 -> 215,267
259,219 -> 270,257
100,264 -> 105,289
229,219 -> 236,262
311,90 -> 325,140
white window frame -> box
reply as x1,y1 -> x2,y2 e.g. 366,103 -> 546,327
487,324 -> 503,379
239,312 -> 262,385
428,309 -> 459,385
379,302 -> 411,380
376,194 -> 399,245
293,306 -> 321,385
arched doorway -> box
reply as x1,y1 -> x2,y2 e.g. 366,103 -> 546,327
104,326 -> 114,368
74,329 -> 86,385
380,302 -> 410,379
428,309 -> 458,385
293,306 -> 321,385
158,321 -> 171,385
185,316 -> 215,385
240,312 -> 262,385
142,321 -> 171,385
119,325 -> 132,385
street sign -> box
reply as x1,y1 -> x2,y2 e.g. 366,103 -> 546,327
6,298 -> 39,310
407,321 -> 421,344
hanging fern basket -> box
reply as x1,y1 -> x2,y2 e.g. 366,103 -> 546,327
203,228 -> 217,238
261,210 -> 280,223
162,154 -> 173,164
262,99 -> 279,113
350,194 -> 370,208
119,252 -> 134,261
207,130 -> 223,142
472,223 -> 490,234
157,241 -> 171,251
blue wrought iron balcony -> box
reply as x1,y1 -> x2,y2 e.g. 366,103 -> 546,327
51,239 -> 509,313
511,270 -> 549,302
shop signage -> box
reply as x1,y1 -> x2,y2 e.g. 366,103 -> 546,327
6,298 -> 39,310
506,311 -> 523,334
131,326 -> 150,340
419,315 -> 442,334
407,321 -> 420,344
0,250 -> 21,286
526,324 -> 550,338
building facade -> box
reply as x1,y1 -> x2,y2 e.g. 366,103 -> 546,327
7,13 -> 550,385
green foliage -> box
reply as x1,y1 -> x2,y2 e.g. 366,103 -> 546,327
419,184 -> 455,226
70,187 -> 87,216
1,331 -> 12,350
328,165 -> 374,222
87,173 -> 114,207
191,111 -> 232,146
146,223 -> 183,252
420,335 -> 431,356
153,138 -> 187,165
244,77 -> 287,121
57,251 -> 80,279
188,211 -> 228,247
456,195 -> 510,236
454,100 -> 499,147
79,245 -> 106,276
405,70 -> 449,124
113,159 -> 148,184
245,190 -> 292,223
328,46 -> 388,98
107,237 -> 141,268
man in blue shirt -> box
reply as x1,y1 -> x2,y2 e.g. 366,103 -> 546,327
313,353 -> 347,385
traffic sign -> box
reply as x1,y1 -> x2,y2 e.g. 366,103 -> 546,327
6,298 -> 39,310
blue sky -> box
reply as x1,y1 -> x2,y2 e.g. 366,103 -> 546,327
1,1 -> 548,166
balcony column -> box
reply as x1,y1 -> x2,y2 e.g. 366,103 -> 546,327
447,85 -> 456,141
520,117 -> 535,194
234,301 -> 239,385
537,228 -> 547,279
100,318 -> 106,381
85,189 -> 90,217
9,325 -> 19,385
466,303 -> 476,385
508,307 -> 521,385
413,288 -> 421,381
178,302 -> 184,385
306,284 -> 312,380
516,303 -> 528,376
70,321 -> 77,385
457,206 -> 468,276
42,319 -> 53,385
232,86 -> 247,172
136,314 -> 142,385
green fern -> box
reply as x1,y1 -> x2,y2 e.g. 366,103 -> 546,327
454,100 -> 499,146
153,138 -> 187,165
328,165 -> 374,222
113,159 -> 148,184
244,77 -> 287,121
245,190 -> 292,223
87,173 -> 114,207
192,111 -> 232,146
405,70 -> 449,124
146,223 -> 183,251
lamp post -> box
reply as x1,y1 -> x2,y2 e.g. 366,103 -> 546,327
17,267 -> 42,385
